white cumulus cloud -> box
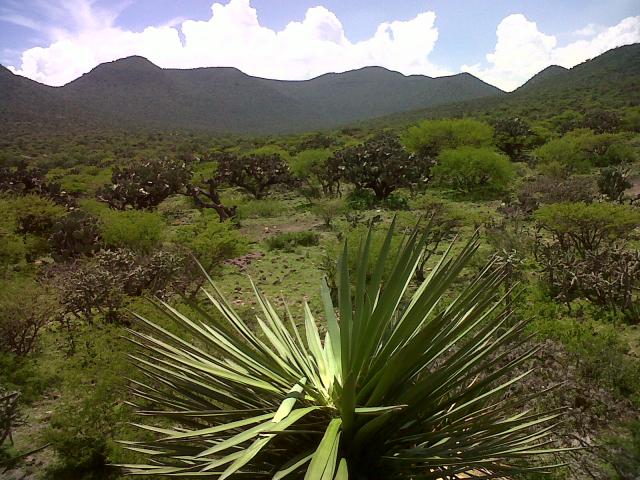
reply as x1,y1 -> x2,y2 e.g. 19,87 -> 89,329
6,0 -> 450,86
462,14 -> 640,91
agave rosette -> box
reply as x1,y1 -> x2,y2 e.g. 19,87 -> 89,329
119,220 -> 564,478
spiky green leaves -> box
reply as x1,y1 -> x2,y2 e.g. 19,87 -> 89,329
121,221 -> 563,478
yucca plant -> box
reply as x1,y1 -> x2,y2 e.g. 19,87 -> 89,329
120,220 -> 564,478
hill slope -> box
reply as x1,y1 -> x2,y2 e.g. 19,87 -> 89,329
374,43 -> 640,126
0,59 -> 503,134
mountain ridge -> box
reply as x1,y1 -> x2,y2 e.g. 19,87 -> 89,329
0,58 -> 503,134
2,43 -> 638,135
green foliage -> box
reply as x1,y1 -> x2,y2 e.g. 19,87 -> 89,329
311,197 -> 345,227
534,130 -> 635,174
0,228 -> 25,273
402,118 -> 494,158
237,198 -> 292,219
0,277 -> 58,357
333,133 -> 427,200
433,147 -> 515,193
98,209 -> 164,253
43,326 -> 136,480
290,149 -> 331,179
265,231 -> 320,252
215,153 -> 295,199
529,316 -> 639,401
9,194 -> 66,237
49,210 -> 101,260
100,157 -> 193,210
492,117 -> 532,160
598,165 -> 632,202
176,211 -> 247,272
534,202 -> 640,254
123,223 -> 562,478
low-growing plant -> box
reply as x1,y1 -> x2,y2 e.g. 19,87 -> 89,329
433,147 -> 515,193
236,198 -> 292,219
265,231 -> 320,251
403,118 -> 494,158
49,210 -> 101,260
100,157 -> 193,210
0,277 -> 58,357
98,209 -> 164,253
10,194 -> 67,237
598,165 -> 632,202
534,202 -> 640,255
311,198 -> 345,228
175,211 -> 247,281
121,222 -> 563,478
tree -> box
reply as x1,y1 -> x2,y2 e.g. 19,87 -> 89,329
333,133 -> 428,200
100,157 -> 193,210
122,223 -> 562,478
402,118 -> 494,159
534,202 -> 640,256
433,147 -> 515,193
580,109 -> 621,134
492,117 -> 532,160
598,165 -> 632,202
215,153 -> 295,199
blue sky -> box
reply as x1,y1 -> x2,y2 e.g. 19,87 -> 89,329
1,0 -> 639,90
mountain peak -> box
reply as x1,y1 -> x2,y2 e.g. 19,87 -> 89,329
95,55 -> 160,72
518,64 -> 569,90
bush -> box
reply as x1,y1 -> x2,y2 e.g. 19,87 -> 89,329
265,231 -> 320,251
237,199 -> 292,219
433,147 -> 515,193
332,133 -> 427,200
176,211 -> 247,274
43,326 -> 136,480
598,165 -> 632,202
534,202 -> 640,254
49,210 -> 101,260
10,194 -> 66,237
402,118 -> 494,158
0,229 -> 25,273
98,209 -> 164,253
534,130 -> 635,174
0,277 -> 58,357
100,157 -> 193,210
215,153 -> 295,199
493,117 -> 533,160
311,197 -> 345,227
513,175 -> 597,214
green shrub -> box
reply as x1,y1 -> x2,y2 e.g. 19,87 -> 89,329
534,202 -> 640,253
43,326 -> 137,480
49,210 -> 101,260
237,199 -> 292,218
0,277 -> 58,357
528,316 -> 639,402
98,209 -> 164,253
433,147 -> 515,192
0,229 -> 25,273
10,194 -> 66,236
403,118 -> 494,158
534,130 -> 635,174
265,231 -> 319,251
311,197 -> 345,227
176,211 -> 247,272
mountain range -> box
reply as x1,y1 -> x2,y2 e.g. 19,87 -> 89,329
1,43 -> 639,135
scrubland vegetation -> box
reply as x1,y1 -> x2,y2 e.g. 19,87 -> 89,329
0,105 -> 639,480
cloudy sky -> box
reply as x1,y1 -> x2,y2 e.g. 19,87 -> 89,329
1,0 -> 639,91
